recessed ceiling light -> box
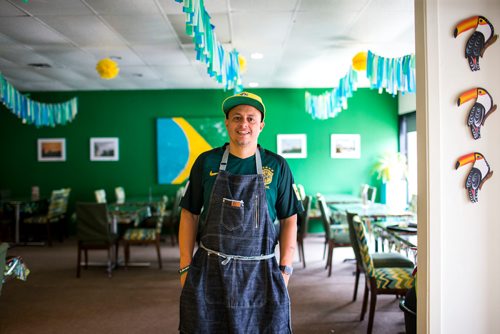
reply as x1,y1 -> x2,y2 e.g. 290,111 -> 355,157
248,82 -> 259,88
132,73 -> 143,77
28,63 -> 51,68
250,53 -> 263,60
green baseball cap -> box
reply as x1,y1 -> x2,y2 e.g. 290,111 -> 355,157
222,91 -> 266,120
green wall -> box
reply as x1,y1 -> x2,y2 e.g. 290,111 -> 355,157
0,88 -> 398,211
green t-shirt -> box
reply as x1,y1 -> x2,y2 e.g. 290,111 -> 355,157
180,144 -> 303,225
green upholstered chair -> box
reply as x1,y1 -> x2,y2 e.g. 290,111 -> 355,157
0,242 -> 8,295
317,194 -> 351,277
94,189 -> 107,203
23,188 -> 70,246
352,214 -> 415,334
115,187 -> 125,204
346,212 -> 414,302
122,197 -> 167,269
297,195 -> 311,268
76,203 -> 118,278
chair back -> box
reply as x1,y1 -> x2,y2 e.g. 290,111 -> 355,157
367,186 -> 377,203
47,188 -> 71,220
115,187 -> 125,204
346,212 -> 364,266
95,189 -> 107,203
298,195 -> 311,237
317,194 -> 334,241
351,214 -> 375,277
76,203 -> 113,243
0,242 -> 8,295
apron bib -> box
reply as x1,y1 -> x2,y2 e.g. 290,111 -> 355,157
180,147 -> 292,334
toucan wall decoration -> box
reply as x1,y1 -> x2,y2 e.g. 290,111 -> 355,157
457,87 -> 497,139
454,15 -> 498,71
455,152 -> 493,203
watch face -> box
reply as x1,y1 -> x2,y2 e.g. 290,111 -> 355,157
279,265 -> 293,275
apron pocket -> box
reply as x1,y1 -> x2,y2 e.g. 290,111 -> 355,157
221,198 -> 244,231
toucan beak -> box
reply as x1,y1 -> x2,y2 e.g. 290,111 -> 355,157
457,88 -> 478,106
454,16 -> 479,38
456,152 -> 476,169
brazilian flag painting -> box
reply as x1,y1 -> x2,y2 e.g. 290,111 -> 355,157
156,118 -> 228,184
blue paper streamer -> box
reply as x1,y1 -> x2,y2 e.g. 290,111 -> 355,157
305,51 -> 415,120
0,73 -> 78,127
175,0 -> 243,93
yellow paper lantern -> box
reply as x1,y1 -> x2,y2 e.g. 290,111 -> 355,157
96,58 -> 119,80
238,54 -> 247,74
352,51 -> 368,71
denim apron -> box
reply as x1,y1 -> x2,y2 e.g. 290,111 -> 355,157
180,147 -> 292,333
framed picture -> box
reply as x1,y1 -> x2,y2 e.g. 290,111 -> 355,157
90,137 -> 119,161
277,134 -> 307,158
38,138 -> 66,162
330,134 -> 361,159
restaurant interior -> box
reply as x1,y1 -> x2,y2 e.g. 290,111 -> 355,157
1,0 -> 498,333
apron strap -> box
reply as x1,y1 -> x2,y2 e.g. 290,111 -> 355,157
220,146 -> 263,175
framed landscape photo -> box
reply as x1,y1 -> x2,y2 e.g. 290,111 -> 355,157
90,137 -> 119,161
330,134 -> 361,159
277,134 -> 307,158
38,138 -> 66,162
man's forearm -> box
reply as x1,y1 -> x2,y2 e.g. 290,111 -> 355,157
179,208 -> 199,268
279,214 -> 297,266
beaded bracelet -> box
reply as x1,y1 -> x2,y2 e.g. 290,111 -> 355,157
178,265 -> 191,276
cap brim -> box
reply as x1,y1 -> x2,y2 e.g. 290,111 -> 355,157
223,96 -> 265,118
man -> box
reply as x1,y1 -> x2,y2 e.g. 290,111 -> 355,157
178,91 -> 302,333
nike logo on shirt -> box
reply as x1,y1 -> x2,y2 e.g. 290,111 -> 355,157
209,171 -> 218,177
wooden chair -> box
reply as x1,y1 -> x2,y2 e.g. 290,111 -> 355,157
76,203 -> 118,278
122,198 -> 167,269
23,188 -> 71,246
346,212 -> 414,302
317,194 -> 351,277
352,214 -> 415,334
297,195 -> 311,268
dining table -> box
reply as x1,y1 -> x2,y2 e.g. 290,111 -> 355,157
6,198 -> 47,246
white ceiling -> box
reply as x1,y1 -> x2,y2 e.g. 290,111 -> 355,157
0,0 -> 415,91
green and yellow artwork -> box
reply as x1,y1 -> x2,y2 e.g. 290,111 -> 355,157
157,117 -> 227,184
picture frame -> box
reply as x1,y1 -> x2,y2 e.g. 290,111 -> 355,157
277,134 -> 307,158
330,134 -> 361,159
90,137 -> 119,161
37,138 -> 66,162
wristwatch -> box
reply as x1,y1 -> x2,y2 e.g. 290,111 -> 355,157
279,265 -> 293,276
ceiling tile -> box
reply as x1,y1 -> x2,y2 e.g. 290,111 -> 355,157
0,1 -> 27,17
14,0 -> 93,16
85,0 -> 159,15
133,44 -> 190,66
0,17 -> 70,46
103,14 -> 178,45
39,15 -> 126,47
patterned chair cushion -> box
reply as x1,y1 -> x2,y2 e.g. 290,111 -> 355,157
374,267 -> 415,289
123,228 -> 156,241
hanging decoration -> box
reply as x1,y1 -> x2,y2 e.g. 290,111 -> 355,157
174,0 -> 243,92
455,152 -> 493,203
352,51 -> 368,71
0,72 -> 78,127
454,15 -> 497,72
238,54 -> 247,74
457,87 -> 497,140
305,50 -> 415,120
96,58 -> 120,80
